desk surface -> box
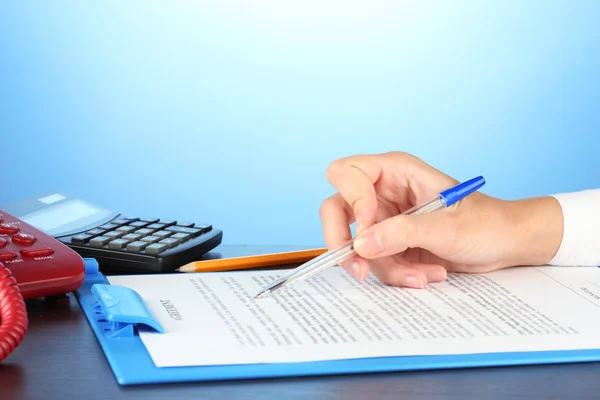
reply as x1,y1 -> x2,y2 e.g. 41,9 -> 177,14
2,244 -> 600,400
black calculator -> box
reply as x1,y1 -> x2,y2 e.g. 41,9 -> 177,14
1,193 -> 223,273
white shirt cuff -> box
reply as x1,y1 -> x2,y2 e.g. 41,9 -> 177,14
549,189 -> 600,267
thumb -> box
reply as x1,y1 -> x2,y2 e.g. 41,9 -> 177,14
353,211 -> 455,258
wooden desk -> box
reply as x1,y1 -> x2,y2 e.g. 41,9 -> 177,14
2,245 -> 600,399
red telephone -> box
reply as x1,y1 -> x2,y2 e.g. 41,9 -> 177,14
0,210 -> 86,362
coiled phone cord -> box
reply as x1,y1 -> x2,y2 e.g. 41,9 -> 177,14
0,261 -> 28,362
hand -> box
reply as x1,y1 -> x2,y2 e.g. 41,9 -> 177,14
319,152 -> 564,288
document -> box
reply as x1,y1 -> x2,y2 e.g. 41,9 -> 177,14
107,266 -> 600,367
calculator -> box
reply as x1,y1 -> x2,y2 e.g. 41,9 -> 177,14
1,193 -> 223,274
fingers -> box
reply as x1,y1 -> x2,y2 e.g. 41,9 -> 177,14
320,193 -> 354,249
325,156 -> 382,233
368,257 -> 448,288
320,193 -> 372,278
353,210 -> 456,259
342,254 -> 370,280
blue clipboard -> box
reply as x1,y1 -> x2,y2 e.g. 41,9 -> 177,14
75,258 -> 600,386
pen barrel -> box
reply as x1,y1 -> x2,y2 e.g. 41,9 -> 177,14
402,195 -> 446,215
268,240 -> 356,288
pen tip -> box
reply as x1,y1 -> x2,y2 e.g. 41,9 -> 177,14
254,290 -> 269,300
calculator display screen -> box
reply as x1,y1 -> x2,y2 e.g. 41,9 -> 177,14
21,199 -> 108,235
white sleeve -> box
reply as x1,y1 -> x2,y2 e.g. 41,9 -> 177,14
549,189 -> 600,267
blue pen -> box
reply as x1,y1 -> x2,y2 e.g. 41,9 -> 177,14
255,176 -> 486,299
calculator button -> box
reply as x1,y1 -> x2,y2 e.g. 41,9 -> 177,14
158,220 -> 176,227
90,236 -> 111,247
71,234 -> 92,244
21,246 -> 54,258
134,228 -> 154,236
153,230 -> 172,239
126,241 -> 148,252
99,223 -> 118,231
129,221 -> 148,228
86,228 -> 105,236
0,251 -> 17,261
140,235 -> 160,244
146,223 -> 165,230
140,218 -> 159,223
166,226 -> 201,237
12,232 -> 36,246
0,237 -> 7,248
195,224 -> 212,232
110,219 -> 130,226
104,231 -> 124,239
145,243 -> 168,255
176,222 -> 195,228
116,226 -> 136,234
170,232 -> 190,242
159,238 -> 179,248
108,239 -> 129,250
121,233 -> 142,242
0,223 -> 19,235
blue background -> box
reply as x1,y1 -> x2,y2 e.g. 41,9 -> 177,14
1,1 -> 599,247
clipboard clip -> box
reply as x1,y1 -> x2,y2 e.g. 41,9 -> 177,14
90,283 -> 165,338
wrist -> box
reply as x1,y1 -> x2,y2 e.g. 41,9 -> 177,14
507,196 -> 564,266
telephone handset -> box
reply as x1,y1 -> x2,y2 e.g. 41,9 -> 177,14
0,210 -> 86,362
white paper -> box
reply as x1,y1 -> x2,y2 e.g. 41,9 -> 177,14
107,266 -> 600,367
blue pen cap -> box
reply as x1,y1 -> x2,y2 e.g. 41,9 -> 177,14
440,176 -> 486,206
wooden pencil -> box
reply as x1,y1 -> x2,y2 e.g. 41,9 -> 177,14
175,247 -> 327,273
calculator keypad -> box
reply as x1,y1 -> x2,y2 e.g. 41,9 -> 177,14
70,218 -> 212,256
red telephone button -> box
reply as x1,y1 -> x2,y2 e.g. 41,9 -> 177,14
20,246 -> 54,258
0,237 -> 7,249
12,232 -> 36,246
0,223 -> 19,235
0,251 -> 17,261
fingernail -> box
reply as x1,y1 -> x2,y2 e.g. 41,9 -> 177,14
354,230 -> 383,256
346,260 -> 361,278
355,214 -> 365,233
404,276 -> 425,289
427,268 -> 447,282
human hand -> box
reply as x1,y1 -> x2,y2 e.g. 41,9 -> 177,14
319,152 -> 564,288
